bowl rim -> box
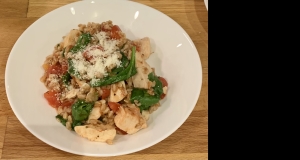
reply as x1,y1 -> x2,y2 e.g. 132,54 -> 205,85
5,0 -> 203,157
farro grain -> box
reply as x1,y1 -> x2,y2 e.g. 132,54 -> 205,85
66,122 -> 72,130
63,112 -> 68,119
57,106 -> 63,114
67,115 -> 72,123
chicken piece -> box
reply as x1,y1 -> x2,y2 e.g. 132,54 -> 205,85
133,37 -> 152,60
88,104 -> 101,120
63,29 -> 81,48
109,81 -> 127,102
131,37 -> 153,89
74,124 -> 116,144
86,88 -> 98,102
132,62 -> 152,89
65,89 -> 78,99
134,48 -> 147,68
114,105 -> 147,134
87,100 -> 110,120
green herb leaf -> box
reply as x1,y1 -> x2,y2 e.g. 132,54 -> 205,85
139,105 -> 151,111
70,33 -> 92,54
148,72 -> 163,98
62,72 -> 71,85
130,88 -> 160,111
67,58 -> 80,77
91,46 -> 137,87
110,51 -> 129,76
130,72 -> 164,112
71,120 -> 82,130
56,115 -> 67,126
71,99 -> 94,122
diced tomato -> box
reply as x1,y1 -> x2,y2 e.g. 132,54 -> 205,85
44,90 -> 60,108
44,91 -> 74,108
47,63 -> 63,75
108,102 -> 121,112
159,77 -> 168,99
101,88 -> 110,99
110,25 -> 122,40
115,126 -> 127,135
159,77 -> 168,87
160,94 -> 166,99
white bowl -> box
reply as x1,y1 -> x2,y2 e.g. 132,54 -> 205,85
5,0 -> 202,157
204,0 -> 208,10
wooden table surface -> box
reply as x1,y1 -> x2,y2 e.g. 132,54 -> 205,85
0,0 -> 208,159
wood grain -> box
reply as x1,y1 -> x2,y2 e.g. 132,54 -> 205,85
0,18 -> 39,48
0,153 -> 208,160
1,111 -> 207,159
0,80 -> 13,117
0,50 -> 13,118
0,116 -> 8,159
27,0 -> 78,17
0,0 -> 208,159
0,49 -> 10,80
196,73 -> 208,111
0,0 -> 29,18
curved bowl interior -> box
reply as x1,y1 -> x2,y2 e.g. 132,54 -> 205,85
5,0 -> 202,157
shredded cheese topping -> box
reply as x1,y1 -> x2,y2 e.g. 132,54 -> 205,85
69,31 -> 121,80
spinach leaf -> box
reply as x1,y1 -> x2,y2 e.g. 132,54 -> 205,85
71,99 -> 94,122
62,72 -> 71,85
148,72 -> 163,97
91,46 -> 137,87
56,115 -> 67,126
110,51 -> 129,76
71,120 -> 83,130
130,72 -> 164,111
70,100 -> 94,130
119,51 -> 130,67
139,105 -> 152,111
130,88 -> 160,111
109,67 -> 124,76
70,33 -> 92,54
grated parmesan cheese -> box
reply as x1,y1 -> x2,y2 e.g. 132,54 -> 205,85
70,31 -> 121,80
46,74 -> 60,91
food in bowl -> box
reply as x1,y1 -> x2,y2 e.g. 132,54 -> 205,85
40,20 -> 168,144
